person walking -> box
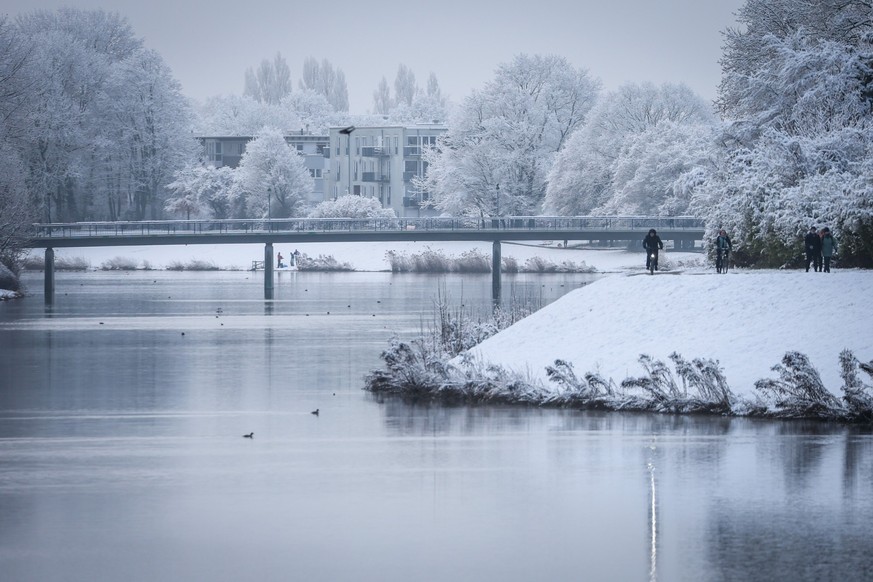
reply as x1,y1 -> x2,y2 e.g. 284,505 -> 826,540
804,226 -> 822,272
821,227 -> 837,273
714,229 -> 732,273
643,229 -> 664,272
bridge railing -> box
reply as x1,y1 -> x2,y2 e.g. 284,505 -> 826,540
32,216 -> 705,239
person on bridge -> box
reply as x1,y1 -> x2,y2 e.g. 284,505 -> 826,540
643,229 -> 664,271
714,229 -> 732,273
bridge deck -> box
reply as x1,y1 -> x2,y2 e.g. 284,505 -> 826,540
28,216 -> 705,248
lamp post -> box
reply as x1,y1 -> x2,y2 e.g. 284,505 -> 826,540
266,186 -> 272,231
339,126 -> 355,196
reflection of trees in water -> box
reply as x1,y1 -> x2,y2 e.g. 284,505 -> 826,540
376,396 -> 541,437
705,503 -> 873,580
704,423 -> 873,580
774,421 -> 844,494
842,426 -> 873,496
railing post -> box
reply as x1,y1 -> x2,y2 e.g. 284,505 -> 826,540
492,240 -> 501,308
44,247 -> 55,303
264,242 -> 274,300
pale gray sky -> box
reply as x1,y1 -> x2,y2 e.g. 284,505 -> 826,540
3,0 -> 745,113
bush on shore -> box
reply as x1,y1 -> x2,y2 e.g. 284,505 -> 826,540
364,304 -> 873,423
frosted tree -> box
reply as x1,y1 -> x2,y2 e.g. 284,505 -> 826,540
14,9 -> 143,221
244,53 -> 293,105
165,165 -> 239,219
236,127 -> 313,218
282,90 -> 337,134
694,0 -> 873,267
194,94 -> 302,135
0,17 -> 40,269
98,49 -> 200,220
373,77 -> 392,115
544,82 -> 716,216
394,64 -> 417,107
299,57 -> 349,112
423,54 -> 600,216
309,195 -> 396,219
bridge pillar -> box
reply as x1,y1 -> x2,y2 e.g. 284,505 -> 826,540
492,241 -> 501,307
44,247 -> 55,303
264,242 -> 274,300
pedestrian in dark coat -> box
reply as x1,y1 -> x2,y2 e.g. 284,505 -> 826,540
820,227 -> 837,273
804,226 -> 822,272
643,229 -> 664,271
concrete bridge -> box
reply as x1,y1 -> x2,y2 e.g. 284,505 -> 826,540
28,216 -> 705,302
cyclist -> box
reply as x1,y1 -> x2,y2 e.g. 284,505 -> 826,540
714,229 -> 732,273
643,229 -> 664,272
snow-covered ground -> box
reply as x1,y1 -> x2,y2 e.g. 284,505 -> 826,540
462,270 -> 872,399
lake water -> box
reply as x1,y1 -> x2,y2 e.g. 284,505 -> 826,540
1,271 -> 872,582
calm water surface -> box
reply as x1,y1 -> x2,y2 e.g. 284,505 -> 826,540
1,271 -> 871,582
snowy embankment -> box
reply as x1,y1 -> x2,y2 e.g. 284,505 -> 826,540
464,271 -> 872,399
367,270 -> 873,420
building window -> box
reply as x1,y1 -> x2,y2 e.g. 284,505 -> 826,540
296,144 -> 304,153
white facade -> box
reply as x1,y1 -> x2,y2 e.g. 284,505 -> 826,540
326,124 -> 447,218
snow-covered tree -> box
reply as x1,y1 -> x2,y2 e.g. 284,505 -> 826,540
98,49 -> 200,220
236,127 -> 313,218
373,77 -> 391,115
243,53 -> 292,105
165,164 -> 239,219
194,94 -> 302,135
299,57 -> 349,112
424,54 -> 600,216
281,90 -> 337,135
695,0 -> 873,267
394,64 -> 417,107
544,82 -> 716,216
309,194 -> 396,219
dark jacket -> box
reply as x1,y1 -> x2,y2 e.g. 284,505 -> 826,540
715,235 -> 732,251
643,234 -> 663,252
805,231 -> 822,253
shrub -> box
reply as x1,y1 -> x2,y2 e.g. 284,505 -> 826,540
101,256 -> 139,270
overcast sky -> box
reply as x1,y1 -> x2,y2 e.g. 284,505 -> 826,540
4,0 -> 746,113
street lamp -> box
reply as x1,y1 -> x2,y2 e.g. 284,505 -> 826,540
339,126 -> 355,196
267,187 -> 272,224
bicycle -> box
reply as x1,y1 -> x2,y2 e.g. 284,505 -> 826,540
648,252 -> 657,275
716,249 -> 730,273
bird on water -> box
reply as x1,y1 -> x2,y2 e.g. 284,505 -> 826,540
243,432 -> 253,438
311,409 -> 319,416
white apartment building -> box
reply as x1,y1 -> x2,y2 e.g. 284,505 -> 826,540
326,124 -> 447,218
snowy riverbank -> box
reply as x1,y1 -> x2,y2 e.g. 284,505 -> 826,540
462,270 -> 872,399
366,269 -> 873,420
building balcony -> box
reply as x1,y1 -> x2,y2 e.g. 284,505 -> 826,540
403,196 -> 420,208
403,146 -> 421,157
361,146 -> 390,157
402,172 -> 418,182
362,172 -> 391,183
